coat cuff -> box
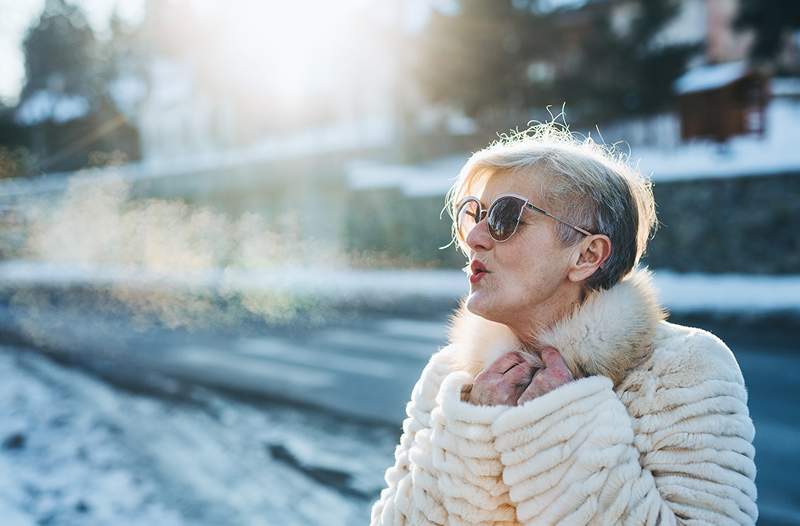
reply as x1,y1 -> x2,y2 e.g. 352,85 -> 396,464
489,376 -> 636,523
428,371 -> 517,523
438,372 -> 510,423
491,375 -> 617,438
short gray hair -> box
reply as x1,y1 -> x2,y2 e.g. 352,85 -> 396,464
445,123 -> 658,292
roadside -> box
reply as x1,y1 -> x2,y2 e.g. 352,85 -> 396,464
0,345 -> 395,526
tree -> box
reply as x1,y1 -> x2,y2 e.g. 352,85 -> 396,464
735,0 -> 800,66
17,0 -> 140,173
413,0 -> 698,127
558,0 -> 700,123
21,0 -> 100,102
414,1 -> 544,117
0,104 -> 32,178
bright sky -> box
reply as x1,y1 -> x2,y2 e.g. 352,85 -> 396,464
0,0 -> 596,107
0,0 -> 401,107
0,0 -> 144,104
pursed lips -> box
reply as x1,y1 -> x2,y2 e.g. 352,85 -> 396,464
469,260 -> 490,283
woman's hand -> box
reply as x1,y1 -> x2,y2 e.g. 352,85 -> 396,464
516,348 -> 574,404
467,351 -> 543,406
466,348 -> 573,406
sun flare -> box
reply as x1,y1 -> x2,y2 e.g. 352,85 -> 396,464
203,0 -> 378,106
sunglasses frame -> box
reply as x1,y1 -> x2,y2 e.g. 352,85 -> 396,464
456,192 -> 595,243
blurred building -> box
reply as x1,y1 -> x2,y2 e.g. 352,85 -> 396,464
134,57 -> 236,161
600,0 -> 798,146
675,61 -> 767,142
127,0 -> 408,164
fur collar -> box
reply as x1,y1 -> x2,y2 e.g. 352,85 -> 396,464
446,267 -> 668,385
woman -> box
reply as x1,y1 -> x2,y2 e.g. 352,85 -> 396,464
370,125 -> 757,525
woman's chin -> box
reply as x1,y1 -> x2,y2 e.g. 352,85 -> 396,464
466,290 -> 518,325
466,292 -> 494,319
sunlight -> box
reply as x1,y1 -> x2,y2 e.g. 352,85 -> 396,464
212,0 -> 377,107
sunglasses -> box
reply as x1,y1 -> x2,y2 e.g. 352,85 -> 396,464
456,192 -> 596,243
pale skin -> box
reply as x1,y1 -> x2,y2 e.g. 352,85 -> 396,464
463,170 -> 612,406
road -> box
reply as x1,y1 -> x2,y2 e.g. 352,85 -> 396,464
0,300 -> 797,524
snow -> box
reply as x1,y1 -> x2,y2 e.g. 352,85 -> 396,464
0,346 -> 394,525
0,350 -> 186,525
109,74 -> 147,118
147,59 -> 195,107
0,116 -> 395,200
347,155 -> 464,197
0,260 -> 468,301
771,78 -> 800,97
3,90 -> 797,202
652,270 -> 800,314
15,90 -> 90,125
0,456 -> 35,526
346,98 -> 800,190
674,60 -> 748,95
0,260 -> 797,315
634,99 -> 800,181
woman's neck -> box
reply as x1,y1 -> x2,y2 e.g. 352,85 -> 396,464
507,282 -> 585,350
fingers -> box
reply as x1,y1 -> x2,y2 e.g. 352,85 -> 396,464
541,347 -> 566,370
486,351 -> 539,390
518,371 -> 554,404
516,383 -> 538,405
485,351 -> 529,375
541,348 -> 573,379
521,351 -> 544,369
470,351 -> 540,406
516,348 -> 574,405
469,349 -> 573,406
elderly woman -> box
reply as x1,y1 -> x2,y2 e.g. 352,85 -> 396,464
370,126 -> 757,525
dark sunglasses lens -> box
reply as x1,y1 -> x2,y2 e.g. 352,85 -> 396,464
488,197 -> 524,241
457,199 -> 480,240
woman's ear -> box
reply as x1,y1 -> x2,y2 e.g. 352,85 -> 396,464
567,234 -> 612,283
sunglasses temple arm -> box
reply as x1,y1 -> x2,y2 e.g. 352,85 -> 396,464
525,203 -> 594,237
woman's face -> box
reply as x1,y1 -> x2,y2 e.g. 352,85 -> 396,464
463,170 -> 577,324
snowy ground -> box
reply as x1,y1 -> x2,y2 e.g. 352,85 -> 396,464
0,346 -> 395,526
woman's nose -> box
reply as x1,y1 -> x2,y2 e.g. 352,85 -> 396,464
465,217 -> 494,251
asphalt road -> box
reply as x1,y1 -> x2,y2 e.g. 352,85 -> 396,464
0,301 -> 797,524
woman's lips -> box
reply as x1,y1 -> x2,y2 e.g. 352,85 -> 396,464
469,271 -> 487,284
469,260 -> 489,284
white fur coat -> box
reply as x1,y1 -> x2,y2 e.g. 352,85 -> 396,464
371,268 -> 758,525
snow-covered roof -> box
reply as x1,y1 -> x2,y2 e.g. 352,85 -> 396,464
771,77 -> 800,97
15,90 -> 90,125
674,61 -> 749,95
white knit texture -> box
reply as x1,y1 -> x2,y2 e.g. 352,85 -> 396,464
371,352 -> 518,526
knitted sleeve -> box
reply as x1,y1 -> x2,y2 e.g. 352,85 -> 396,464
371,358 -> 517,525
428,371 -> 517,525
491,369 -> 757,525
370,351 -> 451,526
